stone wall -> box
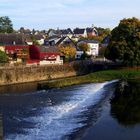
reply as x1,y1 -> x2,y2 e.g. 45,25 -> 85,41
0,62 -> 89,86
0,61 -> 120,86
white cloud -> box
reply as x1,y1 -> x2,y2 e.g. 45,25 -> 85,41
0,0 -> 139,29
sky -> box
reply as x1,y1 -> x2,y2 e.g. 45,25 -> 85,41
0,0 -> 140,30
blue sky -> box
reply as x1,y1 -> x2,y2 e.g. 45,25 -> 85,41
0,0 -> 140,30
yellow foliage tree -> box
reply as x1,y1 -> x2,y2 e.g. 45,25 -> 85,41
58,44 -> 76,61
78,43 -> 89,53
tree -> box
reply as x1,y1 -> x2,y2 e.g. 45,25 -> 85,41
86,27 -> 111,43
105,17 -> 140,66
78,43 -> 90,59
78,43 -> 89,53
99,46 -> 107,57
31,35 -> 39,45
58,44 -> 76,62
95,27 -> 111,36
0,16 -> 13,33
0,50 -> 8,63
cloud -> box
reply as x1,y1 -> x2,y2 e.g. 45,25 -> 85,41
0,0 -> 139,29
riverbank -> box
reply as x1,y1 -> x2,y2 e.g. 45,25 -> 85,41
38,68 -> 140,89
0,60 -> 122,86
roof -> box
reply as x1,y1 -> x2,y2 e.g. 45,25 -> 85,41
37,45 -> 60,60
37,45 -> 59,53
55,36 -> 76,47
86,28 -> 93,33
47,29 -> 61,37
34,34 -> 44,40
55,36 -> 66,46
73,28 -> 85,34
0,33 -> 26,45
60,28 -> 73,35
78,39 -> 99,44
25,34 -> 32,42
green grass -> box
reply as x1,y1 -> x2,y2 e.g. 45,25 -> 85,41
39,69 -> 140,89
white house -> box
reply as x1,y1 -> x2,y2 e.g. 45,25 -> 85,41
73,28 -> 87,38
76,40 -> 99,59
40,55 -> 63,65
60,28 -> 73,38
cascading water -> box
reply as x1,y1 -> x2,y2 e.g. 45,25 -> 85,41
0,80 -> 118,140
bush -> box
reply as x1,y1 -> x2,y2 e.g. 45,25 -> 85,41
0,50 -> 8,63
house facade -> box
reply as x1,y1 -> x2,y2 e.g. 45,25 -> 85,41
60,28 -> 73,38
86,27 -> 98,36
1,45 -> 63,65
4,45 -> 30,64
29,45 -> 63,65
76,40 -> 99,59
73,28 -> 87,38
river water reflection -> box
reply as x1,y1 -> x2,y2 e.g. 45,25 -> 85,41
0,80 -> 140,140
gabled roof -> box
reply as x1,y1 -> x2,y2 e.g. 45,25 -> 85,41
55,36 -> 66,46
55,36 -> 76,47
86,27 -> 98,35
86,28 -> 93,33
34,34 -> 44,40
67,28 -> 73,34
0,33 -> 26,45
47,29 -> 61,37
73,28 -> 85,34
60,28 -> 73,35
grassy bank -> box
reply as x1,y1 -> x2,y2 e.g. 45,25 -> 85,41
38,69 -> 140,89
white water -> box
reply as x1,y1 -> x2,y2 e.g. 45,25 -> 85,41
5,80 -> 117,140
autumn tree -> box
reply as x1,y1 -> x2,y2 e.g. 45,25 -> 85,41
78,43 -> 89,53
99,47 -> 107,57
105,17 -> 140,66
0,16 -> 13,33
95,27 -> 111,36
58,44 -> 76,61
77,43 -> 90,59
87,27 -> 111,42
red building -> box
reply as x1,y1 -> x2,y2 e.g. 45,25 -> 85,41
29,45 -> 63,65
5,45 -> 30,63
4,45 -> 63,65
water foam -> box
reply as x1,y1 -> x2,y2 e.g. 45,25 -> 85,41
5,80 -> 117,140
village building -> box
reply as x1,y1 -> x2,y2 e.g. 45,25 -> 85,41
76,40 -> 99,59
86,27 -> 98,36
29,45 -> 63,65
60,28 -> 73,38
4,45 -> 29,64
0,33 -> 26,45
55,36 -> 76,47
73,28 -> 87,38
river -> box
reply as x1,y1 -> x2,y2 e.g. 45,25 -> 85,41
0,80 -> 140,140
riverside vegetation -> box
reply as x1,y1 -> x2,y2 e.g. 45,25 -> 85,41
38,68 -> 140,89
